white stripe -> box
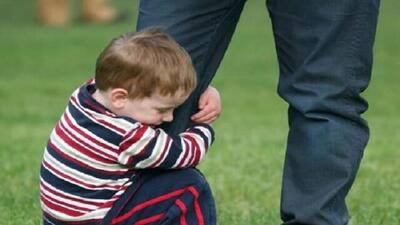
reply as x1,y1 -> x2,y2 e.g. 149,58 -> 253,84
154,138 -> 172,167
195,126 -> 213,147
172,138 -> 187,168
119,125 -> 142,147
135,129 -> 167,168
50,131 -> 128,172
118,127 -> 155,165
44,150 -> 129,188
190,132 -> 206,162
69,95 -> 125,136
60,113 -> 117,161
43,215 -> 56,225
181,137 -> 193,167
63,109 -> 119,153
40,178 -> 114,203
41,158 -> 116,191
42,201 -> 110,221
41,193 -> 88,213
71,90 -> 140,132
41,186 -> 96,211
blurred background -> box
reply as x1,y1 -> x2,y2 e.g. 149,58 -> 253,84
0,1 -> 399,224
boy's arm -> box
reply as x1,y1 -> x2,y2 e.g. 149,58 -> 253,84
117,123 -> 214,169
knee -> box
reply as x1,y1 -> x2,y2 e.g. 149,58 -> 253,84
278,80 -> 369,122
179,168 -> 209,188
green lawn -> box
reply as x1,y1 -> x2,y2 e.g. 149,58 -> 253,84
0,1 -> 399,224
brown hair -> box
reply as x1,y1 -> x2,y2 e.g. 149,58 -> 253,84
95,28 -> 197,99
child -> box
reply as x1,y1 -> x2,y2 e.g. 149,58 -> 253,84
40,28 -> 220,225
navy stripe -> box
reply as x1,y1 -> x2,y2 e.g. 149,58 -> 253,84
128,130 -> 159,167
40,165 -> 117,200
43,213 -> 100,225
77,82 -> 109,114
67,101 -> 122,146
46,144 -> 134,180
191,128 -> 211,150
196,124 -> 214,144
40,81 -> 215,221
159,135 -> 184,168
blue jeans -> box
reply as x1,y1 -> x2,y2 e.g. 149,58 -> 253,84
137,0 -> 380,224
44,169 -> 216,225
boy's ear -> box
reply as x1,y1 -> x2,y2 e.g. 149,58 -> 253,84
110,88 -> 128,109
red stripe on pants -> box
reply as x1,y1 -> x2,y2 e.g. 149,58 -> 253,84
175,199 -> 188,225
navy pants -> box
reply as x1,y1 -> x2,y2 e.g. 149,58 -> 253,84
137,0 -> 380,224
44,169 -> 216,225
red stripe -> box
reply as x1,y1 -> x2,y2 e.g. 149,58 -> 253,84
41,190 -> 92,212
95,118 -> 126,134
63,112 -> 118,155
123,128 -> 159,166
177,139 -> 190,167
184,135 -> 196,167
148,136 -> 172,168
47,141 -> 130,176
59,119 -> 116,163
188,186 -> 204,225
119,125 -> 148,153
71,96 -> 126,134
87,78 -> 94,85
84,99 -> 108,115
42,159 -> 122,190
54,124 -> 113,164
135,213 -> 165,225
41,194 -> 85,217
184,135 -> 201,166
40,180 -> 113,207
112,187 -> 190,224
175,199 -> 188,225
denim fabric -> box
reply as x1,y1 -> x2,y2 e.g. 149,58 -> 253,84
137,0 -> 246,134
137,0 -> 380,224
44,169 -> 216,225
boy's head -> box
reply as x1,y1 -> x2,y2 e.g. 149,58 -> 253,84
93,28 -> 197,125
95,27 -> 197,100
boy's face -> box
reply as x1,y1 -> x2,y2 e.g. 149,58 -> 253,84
118,91 -> 189,126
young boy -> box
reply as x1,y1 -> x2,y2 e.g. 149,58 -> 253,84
40,28 -> 220,225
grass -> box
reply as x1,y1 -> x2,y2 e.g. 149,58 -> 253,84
0,1 -> 399,224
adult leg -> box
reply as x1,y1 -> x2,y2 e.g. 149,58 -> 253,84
266,0 -> 380,224
37,0 -> 69,26
137,0 -> 246,134
81,0 -> 117,24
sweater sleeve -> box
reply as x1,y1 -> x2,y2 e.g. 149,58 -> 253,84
117,123 -> 214,169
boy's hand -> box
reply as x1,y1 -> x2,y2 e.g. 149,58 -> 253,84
191,86 -> 222,124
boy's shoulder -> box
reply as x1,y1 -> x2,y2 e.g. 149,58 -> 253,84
67,79 -> 141,135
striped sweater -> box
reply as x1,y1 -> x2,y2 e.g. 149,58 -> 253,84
40,80 -> 214,222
